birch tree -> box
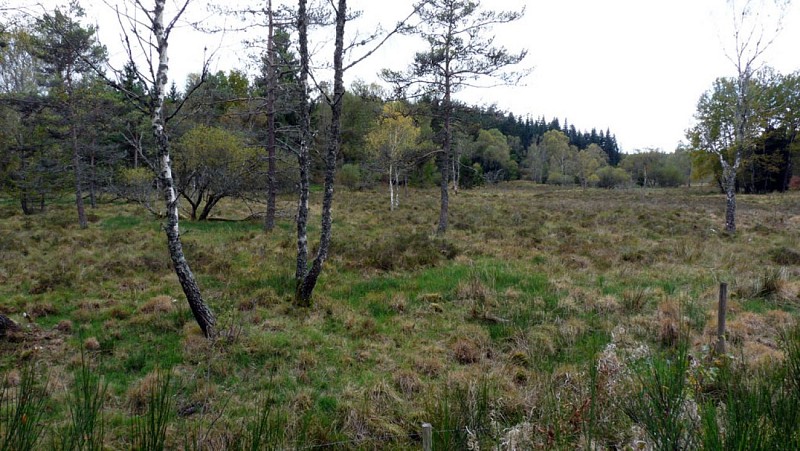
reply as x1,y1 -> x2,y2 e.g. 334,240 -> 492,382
293,0 -> 417,306
716,0 -> 789,233
365,102 -> 420,210
576,144 -> 607,188
112,0 -> 216,337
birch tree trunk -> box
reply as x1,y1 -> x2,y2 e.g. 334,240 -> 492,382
151,0 -> 216,338
264,0 -> 278,232
295,0 -> 311,288
295,0 -> 346,306
721,159 -> 738,234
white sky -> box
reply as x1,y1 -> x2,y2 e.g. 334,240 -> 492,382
24,0 -> 800,153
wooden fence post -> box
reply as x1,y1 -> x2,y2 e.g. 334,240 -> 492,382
422,422 -> 432,451
716,282 -> 728,355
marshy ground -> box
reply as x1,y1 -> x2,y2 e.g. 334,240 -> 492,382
1,183 -> 799,449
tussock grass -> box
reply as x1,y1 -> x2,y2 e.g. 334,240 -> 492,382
1,186 -> 799,447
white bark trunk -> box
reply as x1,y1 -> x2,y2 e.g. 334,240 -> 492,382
394,168 -> 400,208
151,0 -> 216,338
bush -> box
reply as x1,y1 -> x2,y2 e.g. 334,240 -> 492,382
623,344 -> 696,450
365,232 -> 458,271
652,163 -> 688,187
338,164 -> 362,191
596,167 -> 630,188
115,167 -> 159,213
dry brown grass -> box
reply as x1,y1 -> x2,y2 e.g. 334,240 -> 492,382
83,337 -> 100,351
2,185 -> 800,448
138,295 -> 176,314
452,338 -> 481,364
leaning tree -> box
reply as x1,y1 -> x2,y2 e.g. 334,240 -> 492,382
109,0 -> 217,337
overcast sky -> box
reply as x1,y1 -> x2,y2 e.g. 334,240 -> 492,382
30,0 -> 800,153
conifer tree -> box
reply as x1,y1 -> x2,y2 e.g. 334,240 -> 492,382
383,0 -> 527,234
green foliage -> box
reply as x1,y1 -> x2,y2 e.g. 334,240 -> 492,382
131,369 -> 175,451
621,149 -> 690,187
337,163 -> 362,190
30,4 -> 107,85
183,70 -> 251,125
239,395 -> 288,451
688,68 -> 800,193
465,128 -> 519,183
1,364 -> 48,451
576,144 -> 608,188
699,327 -> 800,449
115,167 -> 159,214
340,81 -> 384,164
623,344 -> 696,450
56,350 -> 107,451
426,379 -> 498,450
595,166 -> 630,188
174,125 -> 262,219
365,102 -> 422,204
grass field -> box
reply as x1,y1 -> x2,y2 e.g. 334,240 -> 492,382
1,183 -> 799,449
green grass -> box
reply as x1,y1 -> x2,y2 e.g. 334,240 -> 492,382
1,185 -> 799,448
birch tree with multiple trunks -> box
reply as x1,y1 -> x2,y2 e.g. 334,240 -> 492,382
293,0 -> 419,306
365,102 -> 421,211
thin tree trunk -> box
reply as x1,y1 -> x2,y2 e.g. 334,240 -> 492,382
20,153 -> 32,215
21,193 -> 31,215
395,168 -> 401,208
451,152 -> 458,194
152,0 -> 215,338
198,195 -> 221,221
437,79 -> 451,235
186,192 -> 200,220
72,124 -> 88,229
295,0 -> 311,287
89,152 -> 97,208
264,0 -> 277,232
389,164 -> 394,211
295,0 -> 346,306
723,163 -> 737,234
